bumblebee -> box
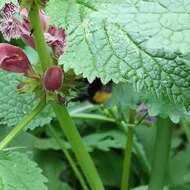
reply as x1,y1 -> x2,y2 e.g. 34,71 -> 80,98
72,78 -> 112,104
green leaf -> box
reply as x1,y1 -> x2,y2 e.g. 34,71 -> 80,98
171,184 -> 190,190
107,83 -> 141,112
46,0 -> 190,109
0,126 -> 37,150
169,146 -> 190,187
131,186 -> 147,190
83,129 -> 126,151
92,150 -> 122,187
0,151 -> 47,190
131,186 -> 169,190
0,71 -> 54,129
35,151 -> 72,190
146,94 -> 189,123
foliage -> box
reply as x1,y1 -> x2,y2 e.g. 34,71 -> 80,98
0,151 -> 47,190
0,71 -> 53,129
0,0 -> 190,190
46,0 -> 190,110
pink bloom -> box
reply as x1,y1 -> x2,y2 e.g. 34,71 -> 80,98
0,3 -> 21,41
1,2 -> 18,18
0,3 -> 49,47
19,8 -> 49,48
19,11 -> 35,48
39,10 -> 49,31
43,65 -> 64,91
138,103 -> 156,124
45,26 -> 67,57
0,17 -> 21,41
20,8 -> 49,31
0,43 -> 34,76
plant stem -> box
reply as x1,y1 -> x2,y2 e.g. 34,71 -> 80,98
121,110 -> 136,190
48,124 -> 89,190
52,102 -> 105,190
148,118 -> 172,190
29,3 -> 52,71
69,104 -> 96,114
0,99 -> 46,150
71,113 -> 115,123
119,124 -> 150,180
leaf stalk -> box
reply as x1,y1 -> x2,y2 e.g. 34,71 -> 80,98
148,118 -> 172,190
52,102 -> 105,190
121,109 -> 136,190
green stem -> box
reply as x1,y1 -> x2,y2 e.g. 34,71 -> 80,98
119,124 -> 150,180
0,99 -> 46,150
48,124 -> 89,190
52,102 -> 105,190
29,3 -> 52,71
71,113 -> 115,123
148,118 -> 172,190
121,110 -> 135,190
69,104 -> 96,114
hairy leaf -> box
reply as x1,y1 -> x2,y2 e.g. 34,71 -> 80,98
83,129 -> 126,151
0,71 -> 53,129
108,83 -> 189,123
46,0 -> 190,109
0,151 -> 47,190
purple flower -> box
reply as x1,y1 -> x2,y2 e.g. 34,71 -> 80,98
0,17 -> 21,41
0,3 -> 21,41
19,9 -> 49,48
1,2 -> 18,18
0,3 -> 49,45
45,26 -> 67,58
0,3 -> 67,59
0,43 -> 35,76
138,103 -> 156,124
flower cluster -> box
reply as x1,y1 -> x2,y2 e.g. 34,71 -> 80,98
0,2 -> 66,58
0,3 -> 21,41
0,2 -> 65,92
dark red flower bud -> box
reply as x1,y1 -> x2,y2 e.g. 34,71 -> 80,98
43,66 -> 64,92
0,43 -> 34,75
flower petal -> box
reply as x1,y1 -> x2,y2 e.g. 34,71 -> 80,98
45,26 -> 67,57
0,43 -> 34,75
